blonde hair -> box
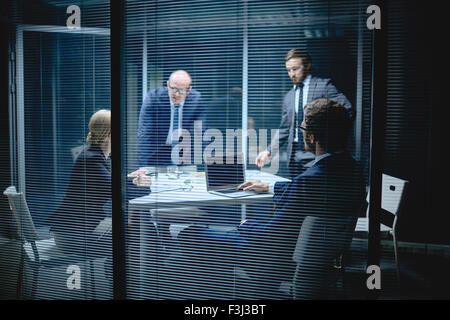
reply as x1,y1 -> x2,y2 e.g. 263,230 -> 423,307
86,109 -> 111,145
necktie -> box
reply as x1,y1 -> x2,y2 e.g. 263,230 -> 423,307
173,105 -> 180,137
295,83 -> 304,150
172,105 -> 183,162
296,82 -> 304,110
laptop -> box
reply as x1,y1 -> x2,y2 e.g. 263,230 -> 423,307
205,155 -> 258,198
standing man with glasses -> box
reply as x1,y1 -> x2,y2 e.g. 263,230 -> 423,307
137,70 -> 206,166
255,48 -> 354,178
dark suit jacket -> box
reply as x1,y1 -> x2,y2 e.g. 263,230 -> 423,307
137,86 -> 207,166
239,151 -> 365,281
268,76 -> 354,164
46,145 -> 149,247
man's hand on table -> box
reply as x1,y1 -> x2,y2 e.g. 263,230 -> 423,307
128,169 -> 152,187
236,181 -> 270,193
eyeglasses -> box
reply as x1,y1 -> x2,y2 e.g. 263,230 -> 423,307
168,86 -> 190,94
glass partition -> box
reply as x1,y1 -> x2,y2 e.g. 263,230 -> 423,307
7,1 -> 112,299
122,0 -> 372,300
4,0 -> 373,301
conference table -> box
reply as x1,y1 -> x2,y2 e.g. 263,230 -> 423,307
127,168 -> 383,298
128,168 -> 378,232
129,169 -> 289,211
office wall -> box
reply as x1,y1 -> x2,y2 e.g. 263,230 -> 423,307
383,0 -> 447,244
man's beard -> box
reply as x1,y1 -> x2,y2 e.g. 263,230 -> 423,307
303,140 -> 315,154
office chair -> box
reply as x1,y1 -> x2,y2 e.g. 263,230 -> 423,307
345,174 -> 409,288
233,214 -> 358,300
380,174 -> 409,283
278,215 -> 357,299
3,186 -> 105,299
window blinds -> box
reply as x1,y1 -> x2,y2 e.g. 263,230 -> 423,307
6,0 -> 112,299
122,0 -> 373,300
3,0 -> 376,300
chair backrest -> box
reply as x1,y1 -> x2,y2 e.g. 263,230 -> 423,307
381,174 -> 409,216
3,186 -> 38,242
364,174 -> 409,228
292,215 -> 357,299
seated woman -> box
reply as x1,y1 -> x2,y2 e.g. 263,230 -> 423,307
46,109 -> 151,256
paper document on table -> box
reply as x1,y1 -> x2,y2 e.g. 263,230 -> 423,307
151,179 -> 191,193
245,170 -> 263,181
151,180 -> 177,193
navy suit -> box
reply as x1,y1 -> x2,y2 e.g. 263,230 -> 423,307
137,86 -> 207,166
238,151 -> 365,284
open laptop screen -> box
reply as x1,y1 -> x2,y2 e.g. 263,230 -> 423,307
206,158 -> 245,191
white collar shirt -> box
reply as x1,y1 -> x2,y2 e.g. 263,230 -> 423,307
294,74 -> 312,142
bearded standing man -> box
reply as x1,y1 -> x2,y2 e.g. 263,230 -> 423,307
255,48 -> 354,178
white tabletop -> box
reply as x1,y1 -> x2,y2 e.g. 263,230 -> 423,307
128,169 -> 291,210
